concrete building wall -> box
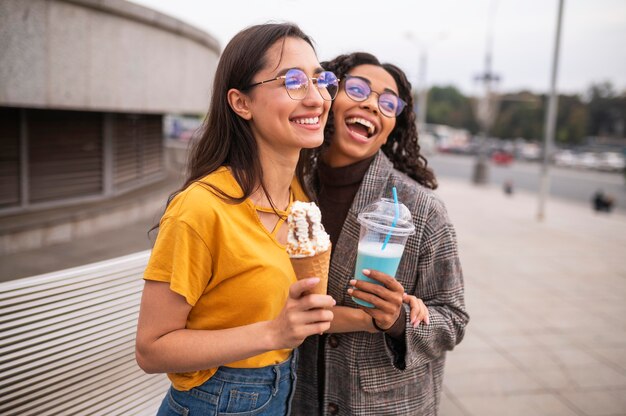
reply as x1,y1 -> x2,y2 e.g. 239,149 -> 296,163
0,0 -> 220,114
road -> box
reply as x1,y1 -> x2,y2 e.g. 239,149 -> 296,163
428,153 -> 626,213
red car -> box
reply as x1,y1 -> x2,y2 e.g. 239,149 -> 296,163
491,151 -> 514,165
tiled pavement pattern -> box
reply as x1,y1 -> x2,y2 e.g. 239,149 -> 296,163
436,178 -> 626,416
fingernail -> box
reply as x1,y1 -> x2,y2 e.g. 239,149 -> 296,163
347,288 -> 353,295
308,277 -> 320,285
362,269 -> 370,276
349,279 -> 356,286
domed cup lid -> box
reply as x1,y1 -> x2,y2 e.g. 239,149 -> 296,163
357,198 -> 415,236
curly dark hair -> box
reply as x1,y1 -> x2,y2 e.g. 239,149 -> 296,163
300,52 -> 437,191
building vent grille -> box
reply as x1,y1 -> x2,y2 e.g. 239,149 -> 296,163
28,110 -> 103,203
113,115 -> 163,190
0,108 -> 21,208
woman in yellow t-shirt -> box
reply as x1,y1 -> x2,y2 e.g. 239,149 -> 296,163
135,23 -> 338,415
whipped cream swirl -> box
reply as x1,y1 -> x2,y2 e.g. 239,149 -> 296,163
287,201 -> 331,257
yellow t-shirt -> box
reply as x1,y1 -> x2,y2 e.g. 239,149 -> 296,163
144,167 -> 306,391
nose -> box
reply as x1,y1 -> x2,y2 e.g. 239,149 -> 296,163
359,93 -> 379,115
301,78 -> 325,107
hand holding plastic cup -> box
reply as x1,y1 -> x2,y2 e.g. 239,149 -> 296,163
352,188 -> 415,308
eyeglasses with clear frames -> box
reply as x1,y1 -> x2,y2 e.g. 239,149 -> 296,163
243,68 -> 339,101
343,75 -> 407,118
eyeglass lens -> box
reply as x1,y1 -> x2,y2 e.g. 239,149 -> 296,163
344,77 -> 405,117
284,69 -> 338,101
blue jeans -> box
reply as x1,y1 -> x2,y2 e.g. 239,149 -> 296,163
156,351 -> 298,416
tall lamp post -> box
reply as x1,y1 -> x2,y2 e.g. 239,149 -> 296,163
417,49 -> 428,133
405,32 -> 447,135
471,0 -> 500,185
537,0 -> 565,221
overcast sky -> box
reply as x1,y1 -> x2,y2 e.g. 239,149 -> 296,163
130,0 -> 626,96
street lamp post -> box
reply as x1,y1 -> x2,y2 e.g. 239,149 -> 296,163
405,32 -> 447,135
417,49 -> 428,133
471,0 -> 500,185
537,0 -> 566,221
472,58 -> 500,185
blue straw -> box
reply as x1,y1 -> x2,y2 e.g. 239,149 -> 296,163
381,187 -> 399,250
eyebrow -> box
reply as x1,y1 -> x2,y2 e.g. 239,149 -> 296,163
275,66 -> 325,77
351,75 -> 399,95
352,75 -> 372,86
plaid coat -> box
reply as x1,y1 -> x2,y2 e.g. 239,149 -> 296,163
292,152 -> 469,416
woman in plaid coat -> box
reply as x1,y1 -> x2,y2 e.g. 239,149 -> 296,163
292,52 -> 469,415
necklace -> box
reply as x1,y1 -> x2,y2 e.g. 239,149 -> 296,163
252,188 -> 293,216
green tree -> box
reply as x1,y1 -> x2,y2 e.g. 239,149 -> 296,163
424,82 -> 623,145
426,86 -> 478,133
492,91 -> 543,140
492,92 -> 587,144
556,94 -> 588,144
585,82 -> 626,137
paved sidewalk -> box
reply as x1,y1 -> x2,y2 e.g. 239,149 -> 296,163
437,178 -> 626,416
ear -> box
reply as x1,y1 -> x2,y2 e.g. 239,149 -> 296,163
227,88 -> 252,120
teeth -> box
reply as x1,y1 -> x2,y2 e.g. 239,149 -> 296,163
293,117 -> 319,125
346,117 -> 375,135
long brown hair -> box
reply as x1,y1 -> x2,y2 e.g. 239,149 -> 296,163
303,52 -> 437,190
170,23 -> 316,208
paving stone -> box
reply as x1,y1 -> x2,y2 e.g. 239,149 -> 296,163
439,389 -> 469,416
591,347 -> 626,372
459,393 -> 580,416
446,350 -> 519,374
561,389 -> 626,416
444,369 -> 544,397
526,363 -> 626,390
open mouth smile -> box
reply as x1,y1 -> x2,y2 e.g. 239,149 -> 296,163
345,117 -> 376,140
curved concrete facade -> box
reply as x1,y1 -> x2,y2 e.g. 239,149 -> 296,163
0,0 -> 220,114
0,0 -> 220,254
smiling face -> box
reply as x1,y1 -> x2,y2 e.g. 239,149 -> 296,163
244,37 -> 331,158
324,64 -> 398,167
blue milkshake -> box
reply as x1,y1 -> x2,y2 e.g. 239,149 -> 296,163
352,195 -> 415,308
353,242 -> 405,307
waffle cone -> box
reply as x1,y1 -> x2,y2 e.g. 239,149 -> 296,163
290,247 -> 331,295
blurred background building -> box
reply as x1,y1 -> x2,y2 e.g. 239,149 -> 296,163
0,0 -> 218,256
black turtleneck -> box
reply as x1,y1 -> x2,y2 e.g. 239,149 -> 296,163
316,155 -> 375,249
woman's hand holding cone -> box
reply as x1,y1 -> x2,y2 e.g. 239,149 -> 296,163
269,277 -> 335,349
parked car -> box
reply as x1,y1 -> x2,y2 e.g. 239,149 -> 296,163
577,152 -> 599,169
554,150 -> 577,168
491,150 -> 514,166
596,152 -> 626,172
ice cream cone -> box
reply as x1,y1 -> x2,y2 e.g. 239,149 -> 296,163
290,246 -> 331,295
